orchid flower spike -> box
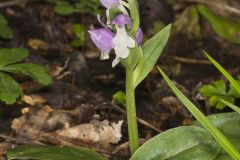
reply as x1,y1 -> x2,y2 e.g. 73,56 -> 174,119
88,28 -> 114,60
112,14 -> 135,67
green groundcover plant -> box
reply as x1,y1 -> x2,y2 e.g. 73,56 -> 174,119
199,79 -> 240,110
0,48 -> 52,105
0,14 -> 13,39
7,0 -> 240,160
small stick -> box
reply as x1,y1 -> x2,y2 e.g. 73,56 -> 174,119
0,0 -> 28,8
0,134 -> 42,145
168,56 -> 211,65
96,102 -> 162,133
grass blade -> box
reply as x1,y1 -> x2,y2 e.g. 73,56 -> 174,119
204,51 -> 240,94
220,99 -> 240,113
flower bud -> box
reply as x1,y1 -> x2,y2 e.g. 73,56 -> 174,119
136,28 -> 143,46
112,14 -> 132,27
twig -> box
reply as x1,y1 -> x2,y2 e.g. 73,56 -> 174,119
96,102 -> 162,133
0,134 -> 42,145
0,0 -> 29,8
168,55 -> 211,64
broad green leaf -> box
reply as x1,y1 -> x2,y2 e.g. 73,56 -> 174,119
195,112 -> 240,139
220,100 -> 240,113
113,91 -> 126,107
0,72 -> 22,105
158,67 -> 240,159
198,5 -> 240,45
204,52 -> 240,94
194,112 -> 240,159
7,145 -> 106,160
130,126 -> 220,160
54,3 -> 75,15
2,63 -> 52,85
134,24 -> 171,87
0,48 -> 29,67
0,25 -> 13,39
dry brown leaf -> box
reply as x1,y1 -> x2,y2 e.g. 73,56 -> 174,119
27,38 -> 49,50
11,105 -> 94,141
21,95 -> 46,106
57,120 -> 123,147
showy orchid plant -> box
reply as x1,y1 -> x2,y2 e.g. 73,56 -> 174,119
89,0 -> 171,154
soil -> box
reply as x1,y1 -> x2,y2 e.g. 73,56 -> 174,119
0,0 -> 240,159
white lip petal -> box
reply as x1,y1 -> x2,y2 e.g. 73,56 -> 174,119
101,51 -> 110,60
112,56 -> 120,67
112,26 -> 135,60
127,36 -> 135,48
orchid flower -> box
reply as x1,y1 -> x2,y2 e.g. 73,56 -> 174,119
112,14 -> 135,67
88,28 -> 114,60
89,13 -> 143,67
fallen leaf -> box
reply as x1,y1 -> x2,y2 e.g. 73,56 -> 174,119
57,120 -> 123,147
27,38 -> 49,50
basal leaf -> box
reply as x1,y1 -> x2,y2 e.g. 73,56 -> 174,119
0,48 -> 29,67
134,24 -> 171,87
130,126 -> 220,160
7,145 -> 106,160
2,63 -> 52,85
158,67 -> 240,159
0,72 -> 22,105
193,112 -> 240,159
198,5 -> 240,45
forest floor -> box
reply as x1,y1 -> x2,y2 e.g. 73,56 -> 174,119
0,0 -> 240,159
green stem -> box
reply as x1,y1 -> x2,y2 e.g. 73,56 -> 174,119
126,69 -> 139,154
